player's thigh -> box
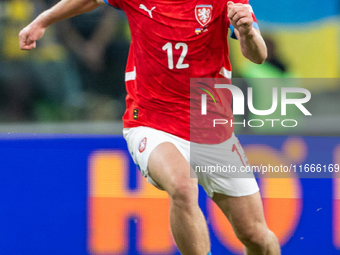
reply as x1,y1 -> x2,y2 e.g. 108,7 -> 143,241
123,126 -> 197,198
212,192 -> 268,242
148,142 -> 198,198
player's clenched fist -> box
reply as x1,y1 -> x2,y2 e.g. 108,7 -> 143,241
227,1 -> 253,36
19,23 -> 46,50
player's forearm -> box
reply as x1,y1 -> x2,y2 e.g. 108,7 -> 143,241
31,0 -> 102,29
238,28 -> 267,64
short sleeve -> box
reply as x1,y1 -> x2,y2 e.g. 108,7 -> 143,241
228,0 -> 260,39
103,0 -> 123,10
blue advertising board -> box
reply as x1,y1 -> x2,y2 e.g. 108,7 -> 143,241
0,134 -> 339,254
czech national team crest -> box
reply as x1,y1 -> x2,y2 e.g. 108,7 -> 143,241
138,137 -> 147,153
195,5 -> 213,27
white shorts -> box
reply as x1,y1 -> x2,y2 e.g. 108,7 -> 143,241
123,126 -> 259,197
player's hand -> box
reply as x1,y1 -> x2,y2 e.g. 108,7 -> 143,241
227,1 -> 254,36
19,22 -> 46,50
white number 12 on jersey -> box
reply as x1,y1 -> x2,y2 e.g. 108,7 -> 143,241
162,42 -> 189,70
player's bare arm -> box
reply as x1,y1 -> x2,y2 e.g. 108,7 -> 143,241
19,0 -> 106,50
227,1 -> 267,64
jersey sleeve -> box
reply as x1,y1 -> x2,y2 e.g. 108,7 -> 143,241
103,0 -> 123,10
228,0 -> 260,39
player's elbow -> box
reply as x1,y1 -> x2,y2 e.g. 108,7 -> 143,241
241,44 -> 267,64
253,54 -> 267,64
248,50 -> 267,65
94,0 -> 106,6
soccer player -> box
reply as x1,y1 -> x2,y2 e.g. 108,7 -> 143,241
19,0 -> 281,254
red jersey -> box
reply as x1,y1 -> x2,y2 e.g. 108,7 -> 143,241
104,0 -> 258,143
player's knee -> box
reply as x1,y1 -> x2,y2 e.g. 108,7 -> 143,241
170,179 -> 198,207
236,223 -> 268,249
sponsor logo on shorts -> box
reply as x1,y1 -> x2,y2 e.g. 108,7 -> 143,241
139,137 -> 147,153
133,109 -> 139,120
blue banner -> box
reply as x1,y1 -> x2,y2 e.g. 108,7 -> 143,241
0,134 -> 339,255
251,0 -> 339,24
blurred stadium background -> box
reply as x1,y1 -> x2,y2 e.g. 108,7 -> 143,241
0,0 -> 339,254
